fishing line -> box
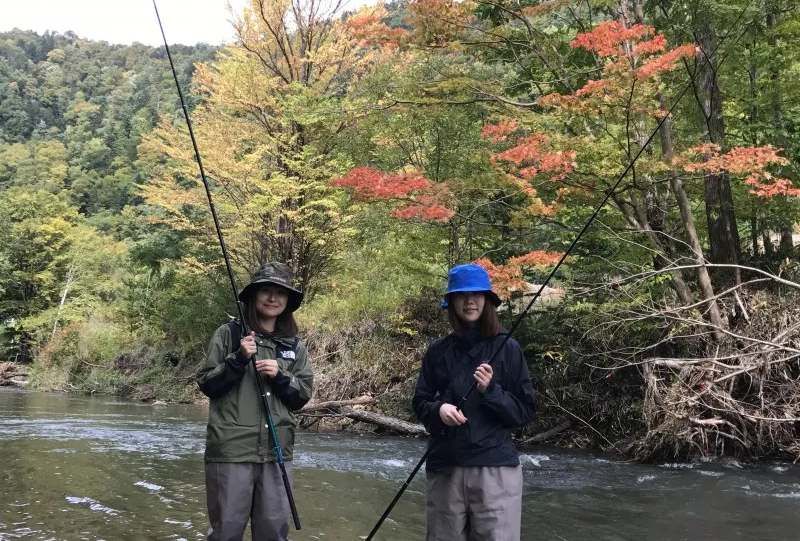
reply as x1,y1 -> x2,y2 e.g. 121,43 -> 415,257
152,0 -> 301,530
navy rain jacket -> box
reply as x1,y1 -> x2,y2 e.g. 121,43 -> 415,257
412,331 -> 537,473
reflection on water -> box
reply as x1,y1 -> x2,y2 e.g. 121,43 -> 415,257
3,389 -> 800,540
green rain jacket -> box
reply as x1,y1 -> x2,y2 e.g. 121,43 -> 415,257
197,321 -> 313,463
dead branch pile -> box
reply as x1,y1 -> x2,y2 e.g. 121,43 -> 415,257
584,265 -> 800,461
0,362 -> 27,386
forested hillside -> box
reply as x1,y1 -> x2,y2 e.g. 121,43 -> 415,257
3,0 -> 800,461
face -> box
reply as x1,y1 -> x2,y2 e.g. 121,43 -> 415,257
253,285 -> 289,320
451,292 -> 486,325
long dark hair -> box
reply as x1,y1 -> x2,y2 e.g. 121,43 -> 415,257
243,289 -> 299,337
446,293 -> 501,337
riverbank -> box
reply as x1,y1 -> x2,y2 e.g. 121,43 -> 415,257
15,279 -> 800,465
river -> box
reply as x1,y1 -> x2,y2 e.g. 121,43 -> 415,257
2,389 -> 800,540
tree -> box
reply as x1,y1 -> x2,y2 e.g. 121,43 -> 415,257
0,189 -> 79,358
141,0 -> 400,294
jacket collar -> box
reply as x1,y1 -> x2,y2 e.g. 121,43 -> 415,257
253,331 -> 296,349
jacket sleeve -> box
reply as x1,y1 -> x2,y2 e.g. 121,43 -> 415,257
271,340 -> 313,411
412,346 -> 445,435
197,324 -> 249,399
480,338 -> 536,428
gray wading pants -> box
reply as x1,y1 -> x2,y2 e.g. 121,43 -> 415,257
425,465 -> 523,541
205,462 -> 292,541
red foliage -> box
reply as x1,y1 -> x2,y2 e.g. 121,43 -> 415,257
481,120 -> 519,143
632,35 -> 667,56
636,44 -> 697,79
570,21 -> 652,56
494,134 -> 548,164
509,250 -> 563,267
332,167 -> 431,199
332,167 -> 455,221
683,145 -> 799,198
392,197 -> 455,222
745,177 -> 800,198
346,9 -> 407,48
474,258 -> 526,299
685,145 -> 789,175
475,250 -> 563,300
575,79 -> 607,97
541,20 -> 696,117
493,134 -> 576,181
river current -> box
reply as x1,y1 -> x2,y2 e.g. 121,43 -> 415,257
2,389 -> 800,540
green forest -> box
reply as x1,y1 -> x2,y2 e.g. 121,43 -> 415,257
2,0 -> 800,462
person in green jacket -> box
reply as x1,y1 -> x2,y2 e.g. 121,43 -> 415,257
197,262 -> 314,541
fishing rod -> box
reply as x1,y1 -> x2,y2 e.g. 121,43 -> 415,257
366,2 -> 755,538
151,1 -> 301,531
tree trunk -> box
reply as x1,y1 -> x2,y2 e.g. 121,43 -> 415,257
634,197 -> 695,306
763,231 -> 774,257
750,213 -> 759,257
298,396 -> 428,436
779,227 -> 794,255
617,1 -> 694,305
624,0 -> 721,330
51,265 -> 76,340
697,20 -> 741,282
658,95 -> 726,337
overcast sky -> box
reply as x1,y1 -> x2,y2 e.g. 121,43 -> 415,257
1,0 -> 278,46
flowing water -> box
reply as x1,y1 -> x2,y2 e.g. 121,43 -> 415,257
2,389 -> 800,540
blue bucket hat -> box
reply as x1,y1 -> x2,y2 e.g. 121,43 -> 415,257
442,263 -> 502,308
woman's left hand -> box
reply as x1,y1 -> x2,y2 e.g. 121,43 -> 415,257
474,363 -> 493,393
255,359 -> 280,378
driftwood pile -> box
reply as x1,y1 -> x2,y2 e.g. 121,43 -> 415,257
0,362 -> 27,387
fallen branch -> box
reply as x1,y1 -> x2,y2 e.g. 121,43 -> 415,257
299,395 -> 375,414
522,420 -> 572,444
339,407 -> 428,436
298,395 -> 427,436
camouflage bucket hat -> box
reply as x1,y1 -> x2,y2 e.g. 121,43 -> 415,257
238,262 -> 304,313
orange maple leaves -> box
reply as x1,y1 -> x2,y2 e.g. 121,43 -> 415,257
480,119 -> 519,143
492,134 -> 576,181
568,20 -> 697,81
682,144 -> 799,198
332,167 -> 429,199
480,124 -> 576,216
538,21 -> 697,117
345,6 -> 408,49
475,250 -> 563,300
536,19 -> 800,200
331,167 -> 455,222
570,21 -> 652,56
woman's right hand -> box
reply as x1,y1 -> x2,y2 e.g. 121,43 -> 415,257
439,403 -> 467,426
238,331 -> 257,360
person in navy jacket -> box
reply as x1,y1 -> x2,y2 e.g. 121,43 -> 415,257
413,263 -> 536,541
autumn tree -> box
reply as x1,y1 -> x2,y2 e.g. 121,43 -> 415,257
141,0 -> 402,294
466,3 -> 797,332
